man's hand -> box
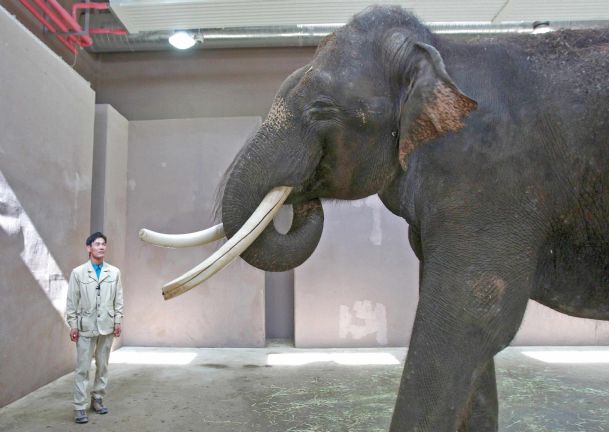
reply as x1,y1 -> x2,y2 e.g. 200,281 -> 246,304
114,324 -> 122,337
70,328 -> 79,342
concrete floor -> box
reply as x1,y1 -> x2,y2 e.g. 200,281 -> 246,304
1,344 -> 608,432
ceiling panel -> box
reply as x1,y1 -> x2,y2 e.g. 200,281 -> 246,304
110,0 -> 508,33
496,0 -> 609,22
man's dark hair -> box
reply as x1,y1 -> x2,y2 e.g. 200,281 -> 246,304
86,232 -> 107,246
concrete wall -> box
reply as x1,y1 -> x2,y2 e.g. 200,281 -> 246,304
124,116 -> 266,347
0,7 -> 95,407
96,47 -> 315,120
296,196 -> 418,347
91,105 -> 129,348
266,271 -> 295,339
514,301 -> 609,345
92,105 -> 129,269
296,197 -> 609,347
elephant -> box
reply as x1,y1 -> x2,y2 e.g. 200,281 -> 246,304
141,5 -> 609,431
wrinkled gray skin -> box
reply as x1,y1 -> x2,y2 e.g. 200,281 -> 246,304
220,6 -> 609,431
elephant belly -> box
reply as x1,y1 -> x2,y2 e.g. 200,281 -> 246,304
532,233 -> 609,321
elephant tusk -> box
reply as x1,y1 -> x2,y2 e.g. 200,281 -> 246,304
161,186 -> 293,300
139,224 -> 225,248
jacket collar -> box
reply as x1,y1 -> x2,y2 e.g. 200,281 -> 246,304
87,261 -> 109,282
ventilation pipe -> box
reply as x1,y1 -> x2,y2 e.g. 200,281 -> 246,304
18,0 -> 127,54
85,20 -> 609,53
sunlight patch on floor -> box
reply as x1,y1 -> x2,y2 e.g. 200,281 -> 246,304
266,352 -> 401,366
521,349 -> 609,364
109,349 -> 198,365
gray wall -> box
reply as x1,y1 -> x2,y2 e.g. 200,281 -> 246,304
91,105 -> 129,348
514,301 -> 609,345
296,196 -> 418,347
124,116 -> 266,347
297,197 -> 609,347
92,105 -> 129,269
266,271 -> 295,339
96,48 -> 315,120
0,7 -> 95,406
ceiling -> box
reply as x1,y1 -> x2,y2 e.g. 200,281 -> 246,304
109,0 -> 609,32
82,0 -> 609,52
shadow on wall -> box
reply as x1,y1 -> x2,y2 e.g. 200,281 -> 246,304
0,170 -> 75,407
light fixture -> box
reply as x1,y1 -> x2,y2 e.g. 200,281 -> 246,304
532,21 -> 553,34
169,31 -> 197,49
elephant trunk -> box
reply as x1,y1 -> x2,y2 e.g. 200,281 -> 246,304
141,91 -> 325,299
221,128 -> 324,272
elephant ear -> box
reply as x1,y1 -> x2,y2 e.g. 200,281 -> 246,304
384,31 -> 477,169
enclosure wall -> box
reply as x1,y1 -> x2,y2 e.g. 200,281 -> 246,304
124,117 -> 266,347
0,8 -> 95,406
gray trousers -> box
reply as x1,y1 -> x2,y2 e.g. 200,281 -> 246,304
73,333 -> 114,410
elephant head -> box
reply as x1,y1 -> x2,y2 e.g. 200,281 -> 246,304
141,6 -> 476,299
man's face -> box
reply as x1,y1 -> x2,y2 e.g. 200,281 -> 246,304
87,238 -> 106,261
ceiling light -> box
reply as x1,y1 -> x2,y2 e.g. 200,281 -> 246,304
532,21 -> 553,34
169,31 -> 197,49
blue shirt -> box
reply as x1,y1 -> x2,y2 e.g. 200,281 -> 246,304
91,262 -> 103,279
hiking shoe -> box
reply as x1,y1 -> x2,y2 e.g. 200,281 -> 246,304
74,409 -> 89,423
91,397 -> 108,414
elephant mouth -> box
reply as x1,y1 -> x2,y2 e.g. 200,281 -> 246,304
139,186 -> 293,300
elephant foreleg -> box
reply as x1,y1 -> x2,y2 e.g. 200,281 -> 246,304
389,238 -> 532,432
458,359 -> 498,432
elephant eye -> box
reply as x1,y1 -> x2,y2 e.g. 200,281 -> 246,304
306,99 -> 340,121
310,98 -> 335,109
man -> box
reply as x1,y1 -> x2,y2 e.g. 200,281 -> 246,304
65,232 -> 124,424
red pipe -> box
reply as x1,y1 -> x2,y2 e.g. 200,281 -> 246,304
26,0 -> 80,49
20,0 -> 127,52
45,0 -> 93,46
19,0 -> 55,31
72,2 -> 110,18
30,0 -> 78,46
88,28 -> 129,35
18,0 -> 77,54
29,0 -> 70,32
72,3 -> 128,36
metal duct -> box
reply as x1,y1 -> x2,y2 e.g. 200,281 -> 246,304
86,16 -> 609,53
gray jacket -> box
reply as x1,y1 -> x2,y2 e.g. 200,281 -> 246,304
65,261 -> 124,337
